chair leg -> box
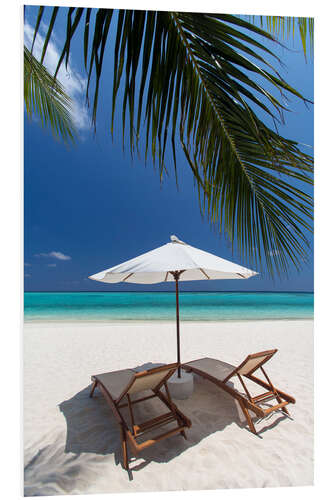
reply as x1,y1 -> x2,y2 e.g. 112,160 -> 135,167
260,366 -> 290,416
274,393 -> 290,415
127,394 -> 136,435
162,383 -> 187,432
89,381 -> 97,398
239,400 -> 257,435
121,427 -> 128,470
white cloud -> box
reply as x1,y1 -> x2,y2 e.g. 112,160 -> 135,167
49,251 -> 71,261
35,251 -> 71,261
24,22 -> 90,132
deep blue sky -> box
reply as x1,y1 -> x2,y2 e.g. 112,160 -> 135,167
24,7 -> 313,292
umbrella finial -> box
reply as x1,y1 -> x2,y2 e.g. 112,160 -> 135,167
170,235 -> 186,245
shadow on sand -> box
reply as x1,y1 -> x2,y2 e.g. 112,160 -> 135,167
24,362 -> 290,494
58,362 -> 289,473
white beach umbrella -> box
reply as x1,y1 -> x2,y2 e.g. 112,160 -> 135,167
89,235 -> 257,376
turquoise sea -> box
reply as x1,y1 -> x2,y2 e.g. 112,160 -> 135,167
24,292 -> 314,322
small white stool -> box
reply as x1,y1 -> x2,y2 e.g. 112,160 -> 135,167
167,369 -> 194,400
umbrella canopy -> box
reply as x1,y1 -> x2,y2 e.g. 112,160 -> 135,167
89,235 -> 257,376
89,235 -> 257,283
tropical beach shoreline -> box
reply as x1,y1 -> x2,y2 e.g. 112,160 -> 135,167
24,291 -> 314,322
24,319 -> 313,495
23,318 -> 314,325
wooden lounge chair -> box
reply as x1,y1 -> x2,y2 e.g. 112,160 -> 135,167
182,349 -> 295,435
90,363 -> 191,469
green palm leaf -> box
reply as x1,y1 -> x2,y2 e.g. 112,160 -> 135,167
30,9 -> 313,275
247,16 -> 314,59
24,45 -> 76,143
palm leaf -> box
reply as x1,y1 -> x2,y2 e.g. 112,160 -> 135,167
31,9 -> 313,275
24,46 -> 76,143
247,16 -> 314,60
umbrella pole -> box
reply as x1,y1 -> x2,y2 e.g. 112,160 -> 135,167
175,274 -> 181,378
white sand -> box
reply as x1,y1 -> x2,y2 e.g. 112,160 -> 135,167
24,320 -> 313,495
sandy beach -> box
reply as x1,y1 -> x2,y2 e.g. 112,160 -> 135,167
23,319 -> 313,496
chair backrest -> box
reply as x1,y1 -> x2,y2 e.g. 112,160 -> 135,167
117,363 -> 178,401
224,349 -> 277,381
237,349 -> 277,376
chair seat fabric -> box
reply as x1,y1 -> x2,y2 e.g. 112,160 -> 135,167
184,357 -> 236,381
93,369 -> 136,400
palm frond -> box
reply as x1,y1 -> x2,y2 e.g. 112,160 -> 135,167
24,46 -> 76,143
31,9 -> 313,275
247,16 -> 314,59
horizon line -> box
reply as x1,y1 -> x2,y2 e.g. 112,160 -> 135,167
24,289 -> 314,293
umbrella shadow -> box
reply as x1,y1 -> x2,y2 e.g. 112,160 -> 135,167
58,382 -> 236,479
57,361 -> 285,480
24,373 -> 291,495
51,361 -> 292,485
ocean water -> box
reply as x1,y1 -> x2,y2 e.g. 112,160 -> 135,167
24,292 -> 314,322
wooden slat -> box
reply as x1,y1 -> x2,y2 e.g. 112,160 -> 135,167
133,416 -> 176,436
263,401 -> 289,415
247,374 -> 296,403
130,426 -> 186,451
252,391 -> 274,402
133,412 -> 174,434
